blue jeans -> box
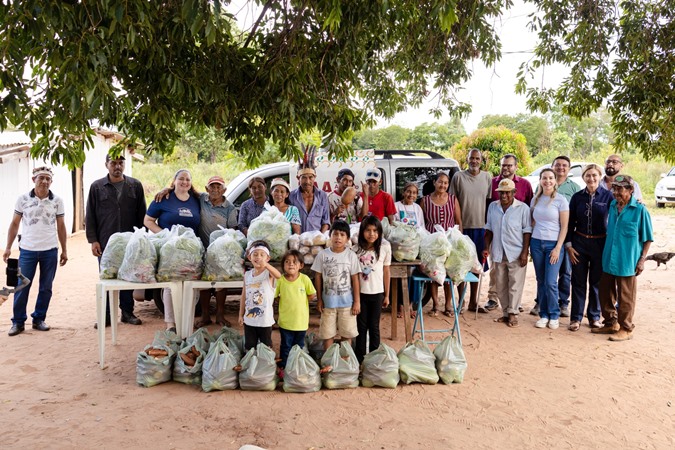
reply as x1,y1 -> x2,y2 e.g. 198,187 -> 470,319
12,248 -> 58,326
570,235 -> 604,323
279,328 -> 306,368
530,239 -> 563,320
558,250 -> 571,307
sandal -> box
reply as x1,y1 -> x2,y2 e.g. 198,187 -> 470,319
429,308 -> 438,317
216,318 -> 231,327
494,316 -> 509,324
397,311 -> 403,319
410,310 -> 417,319
507,314 -> 519,328
194,318 -> 213,328
442,310 -> 454,317
568,321 -> 580,332
468,306 -> 489,314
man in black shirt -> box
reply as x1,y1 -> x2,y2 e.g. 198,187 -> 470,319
86,153 -> 146,327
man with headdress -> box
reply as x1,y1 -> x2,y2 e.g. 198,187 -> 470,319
289,145 -> 331,233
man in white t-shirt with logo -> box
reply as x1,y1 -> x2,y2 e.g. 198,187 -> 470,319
328,168 -> 368,224
3,167 -> 68,336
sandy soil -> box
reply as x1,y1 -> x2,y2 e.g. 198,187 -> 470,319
1,216 -> 674,449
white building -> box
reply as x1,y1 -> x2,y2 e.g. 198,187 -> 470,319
0,128 -> 141,249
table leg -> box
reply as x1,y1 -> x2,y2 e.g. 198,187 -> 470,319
453,281 -> 468,346
96,283 -> 106,369
110,290 -> 119,345
171,283 -> 183,338
401,275 -> 412,342
391,278 -> 398,340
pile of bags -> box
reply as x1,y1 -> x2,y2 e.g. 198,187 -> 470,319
419,225 -> 481,284
288,230 -> 329,265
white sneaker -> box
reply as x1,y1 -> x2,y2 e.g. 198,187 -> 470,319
548,319 -> 560,330
535,318 -> 549,328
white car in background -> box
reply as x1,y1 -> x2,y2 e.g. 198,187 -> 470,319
524,161 -> 600,191
655,167 -> 675,208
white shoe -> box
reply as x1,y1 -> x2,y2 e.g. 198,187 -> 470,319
548,319 -> 559,330
535,318 -> 549,328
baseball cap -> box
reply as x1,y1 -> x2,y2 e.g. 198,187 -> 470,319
365,168 -> 381,182
496,178 -> 516,192
611,175 -> 634,189
337,168 -> 355,180
207,175 -> 226,187
105,153 -> 126,162
270,178 -> 291,193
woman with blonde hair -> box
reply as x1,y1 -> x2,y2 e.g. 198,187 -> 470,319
564,164 -> 613,331
530,168 -> 569,330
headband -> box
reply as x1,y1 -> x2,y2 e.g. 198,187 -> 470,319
249,245 -> 270,256
32,167 -> 54,178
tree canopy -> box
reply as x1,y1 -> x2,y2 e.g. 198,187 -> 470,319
0,0 -> 508,167
451,126 -> 531,176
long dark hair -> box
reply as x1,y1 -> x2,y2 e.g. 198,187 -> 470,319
357,215 -> 383,260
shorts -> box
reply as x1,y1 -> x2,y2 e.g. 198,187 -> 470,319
463,228 -> 489,272
319,307 -> 358,340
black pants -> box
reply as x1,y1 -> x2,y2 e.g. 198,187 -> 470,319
244,324 -> 273,351
97,256 -> 133,316
355,293 -> 384,363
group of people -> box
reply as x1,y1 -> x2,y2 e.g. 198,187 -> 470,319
4,150 -> 653,348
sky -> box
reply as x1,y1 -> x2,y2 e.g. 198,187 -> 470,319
228,1 -> 567,134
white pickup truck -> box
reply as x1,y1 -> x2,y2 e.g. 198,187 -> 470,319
225,149 -> 461,209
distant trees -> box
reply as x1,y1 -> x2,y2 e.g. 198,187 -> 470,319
352,119 -> 465,151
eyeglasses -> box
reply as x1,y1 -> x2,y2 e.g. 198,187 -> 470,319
606,159 -> 622,165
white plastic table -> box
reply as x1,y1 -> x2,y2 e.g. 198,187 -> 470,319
180,280 -> 243,338
96,279 -> 182,369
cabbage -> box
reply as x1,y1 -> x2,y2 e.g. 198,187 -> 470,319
445,226 -> 479,284
118,227 -> 157,283
247,207 -> 291,260
202,234 -> 244,281
157,225 -> 205,281
99,232 -> 132,279
418,226 -> 452,284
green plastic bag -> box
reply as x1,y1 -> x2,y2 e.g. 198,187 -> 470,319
321,342 -> 359,389
201,336 -> 239,392
99,232 -> 132,279
151,329 -> 182,354
361,343 -> 400,388
239,343 -> 278,391
397,340 -> 439,385
186,327 -> 212,354
136,344 -> 175,387
173,342 -> 205,386
434,335 -> 467,384
283,345 -> 322,393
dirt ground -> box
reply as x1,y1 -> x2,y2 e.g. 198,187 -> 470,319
1,215 -> 674,449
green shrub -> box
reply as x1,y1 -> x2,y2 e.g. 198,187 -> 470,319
450,126 -> 531,176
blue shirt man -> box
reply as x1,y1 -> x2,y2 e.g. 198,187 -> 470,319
289,168 -> 330,233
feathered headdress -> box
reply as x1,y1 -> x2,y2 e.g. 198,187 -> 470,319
297,143 -> 317,176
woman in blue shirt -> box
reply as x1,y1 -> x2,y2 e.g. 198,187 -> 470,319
144,169 -> 201,331
564,164 -> 613,331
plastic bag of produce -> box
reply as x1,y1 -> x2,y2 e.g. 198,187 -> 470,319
445,226 -> 480,284
238,343 -> 278,391
361,343 -> 400,388
288,234 -> 300,251
151,329 -> 182,354
202,234 -> 244,281
247,207 -> 291,260
397,340 -> 439,385
320,342 -> 359,389
283,345 -> 322,393
418,227 -> 452,285
136,344 -> 175,387
305,332 -> 325,362
99,232 -> 132,279
212,326 -> 244,361
186,327 -> 212,354
157,226 -> 204,281
299,230 -> 327,247
209,226 -> 247,249
173,342 -> 205,385
201,336 -> 240,392
434,335 -> 467,384
386,221 -> 420,262
118,227 -> 157,283
147,228 -> 171,254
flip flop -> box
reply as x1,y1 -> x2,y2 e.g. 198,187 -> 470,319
494,316 -> 509,324
397,312 -> 403,319
194,318 -> 213,328
429,309 -> 438,317
216,319 -> 231,327
507,317 -> 519,328
442,310 -> 454,317
468,306 -> 489,314
568,321 -> 580,332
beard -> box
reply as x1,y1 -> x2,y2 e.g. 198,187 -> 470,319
605,166 -> 618,176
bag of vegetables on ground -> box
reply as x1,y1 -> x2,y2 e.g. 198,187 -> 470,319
445,225 -> 480,284
418,226 -> 452,285
434,335 -> 467,384
201,335 -> 240,392
136,344 -> 175,387
304,332 -> 325,362
361,343 -> 400,388
185,327 -> 212,354
173,341 -> 205,385
151,329 -> 182,354
213,326 -> 244,360
99,231 -> 132,279
385,220 -> 420,262
238,343 -> 278,391
283,345 -> 322,393
157,225 -> 205,281
320,342 -> 360,389
397,340 -> 439,385
246,207 -> 291,261
118,227 -> 157,283
203,233 -> 245,281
